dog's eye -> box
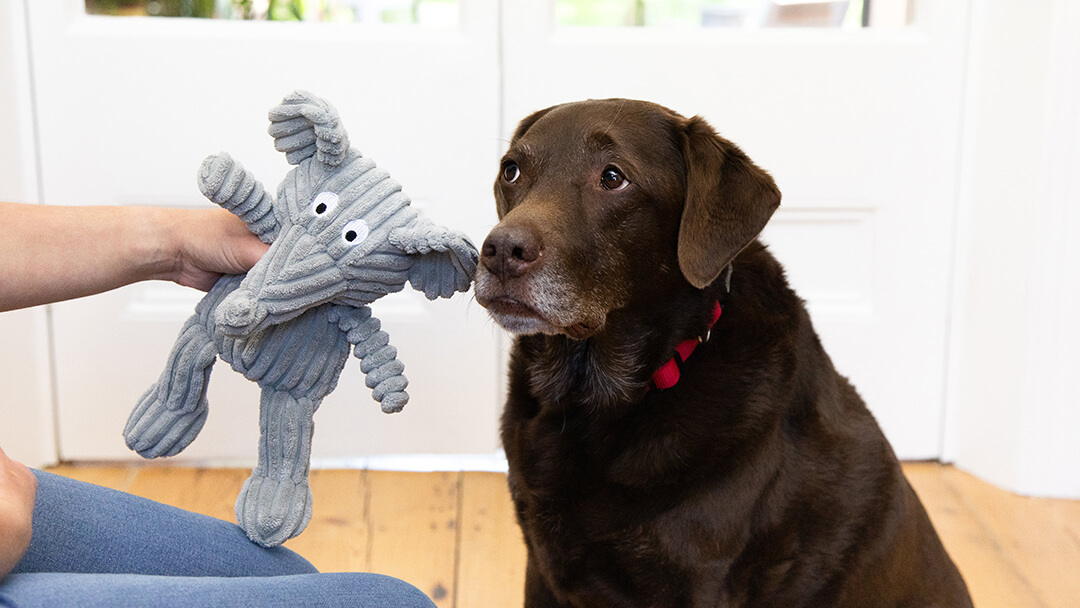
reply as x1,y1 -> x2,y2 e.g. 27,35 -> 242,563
601,167 -> 629,191
501,161 -> 521,184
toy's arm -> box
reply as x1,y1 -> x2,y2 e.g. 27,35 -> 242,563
390,218 -> 479,300
198,153 -> 280,243
333,305 -> 409,413
268,90 -> 349,168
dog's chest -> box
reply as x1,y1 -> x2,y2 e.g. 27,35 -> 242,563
522,334 -> 649,410
505,397 -> 709,600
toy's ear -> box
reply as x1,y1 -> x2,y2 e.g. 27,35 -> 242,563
267,90 -> 350,167
389,221 -> 479,300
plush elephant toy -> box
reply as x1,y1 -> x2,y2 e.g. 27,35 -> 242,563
123,90 -> 478,547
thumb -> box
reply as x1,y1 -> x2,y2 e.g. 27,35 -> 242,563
234,233 -> 270,273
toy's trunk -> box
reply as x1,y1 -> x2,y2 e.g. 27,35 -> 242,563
215,224 -> 345,335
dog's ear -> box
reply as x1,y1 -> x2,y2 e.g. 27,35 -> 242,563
678,116 -> 781,289
510,105 -> 558,143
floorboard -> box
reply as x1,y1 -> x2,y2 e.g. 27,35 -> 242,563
283,469 -> 369,573
456,471 -> 527,608
43,462 -> 1078,607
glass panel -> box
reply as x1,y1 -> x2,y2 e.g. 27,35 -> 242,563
84,0 -> 460,27
554,0 -> 914,29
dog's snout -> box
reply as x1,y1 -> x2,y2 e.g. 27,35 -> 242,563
481,224 -> 543,280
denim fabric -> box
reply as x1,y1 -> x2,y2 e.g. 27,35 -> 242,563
0,572 -> 435,608
0,471 -> 434,607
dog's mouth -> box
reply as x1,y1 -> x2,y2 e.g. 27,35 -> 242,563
478,295 -> 557,335
477,293 -> 603,340
475,265 -> 609,340
484,296 -> 541,321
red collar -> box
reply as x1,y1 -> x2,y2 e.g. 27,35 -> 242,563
650,301 -> 723,391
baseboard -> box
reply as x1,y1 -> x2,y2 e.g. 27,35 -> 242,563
309,450 -> 510,473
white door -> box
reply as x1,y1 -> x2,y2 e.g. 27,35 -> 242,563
27,0 -> 503,463
501,1 -> 970,458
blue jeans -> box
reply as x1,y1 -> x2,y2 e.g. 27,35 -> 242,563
0,470 -> 435,608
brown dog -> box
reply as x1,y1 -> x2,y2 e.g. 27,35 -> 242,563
474,99 -> 973,608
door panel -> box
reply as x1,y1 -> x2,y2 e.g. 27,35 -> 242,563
29,0 -> 502,462
33,0 -> 970,462
501,1 -> 969,458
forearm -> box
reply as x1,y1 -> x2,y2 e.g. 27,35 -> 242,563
0,203 -> 267,311
0,203 -> 180,311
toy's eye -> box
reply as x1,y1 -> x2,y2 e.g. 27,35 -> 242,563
341,219 -> 369,246
501,161 -> 520,184
601,167 -> 629,191
311,192 -> 339,216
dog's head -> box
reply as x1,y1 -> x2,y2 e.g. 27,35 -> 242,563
475,99 -> 780,340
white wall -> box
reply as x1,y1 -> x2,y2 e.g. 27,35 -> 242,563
945,0 -> 1080,498
0,0 -> 59,468
0,0 -> 36,203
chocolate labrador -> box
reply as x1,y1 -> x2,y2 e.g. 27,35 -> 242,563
474,99 -> 972,608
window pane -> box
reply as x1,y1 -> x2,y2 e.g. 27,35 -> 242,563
84,0 -> 460,27
554,0 -> 914,29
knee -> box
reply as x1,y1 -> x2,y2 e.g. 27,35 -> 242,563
321,573 -> 437,607
377,575 -> 438,608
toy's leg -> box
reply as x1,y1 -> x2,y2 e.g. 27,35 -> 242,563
336,306 -> 409,413
235,389 -> 316,547
124,315 -> 216,459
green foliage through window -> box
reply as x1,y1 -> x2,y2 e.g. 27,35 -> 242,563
84,0 -> 460,26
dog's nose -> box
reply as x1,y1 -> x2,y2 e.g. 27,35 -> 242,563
481,224 -> 542,280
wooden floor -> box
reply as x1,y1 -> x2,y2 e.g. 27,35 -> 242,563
46,462 -> 1079,608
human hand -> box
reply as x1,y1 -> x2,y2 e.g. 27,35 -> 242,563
0,445 -> 37,577
162,208 -> 270,292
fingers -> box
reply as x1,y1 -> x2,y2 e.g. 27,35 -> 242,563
172,208 -> 269,291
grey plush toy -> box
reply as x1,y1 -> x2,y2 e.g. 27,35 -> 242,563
123,91 -> 478,547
